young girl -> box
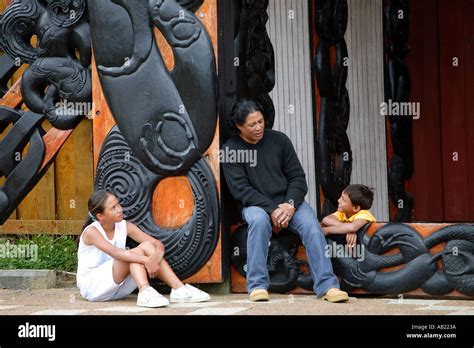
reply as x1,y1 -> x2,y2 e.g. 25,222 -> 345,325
77,190 -> 210,307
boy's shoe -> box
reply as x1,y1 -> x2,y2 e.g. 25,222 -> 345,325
137,286 -> 170,308
170,284 -> 211,303
249,289 -> 269,302
321,288 -> 349,303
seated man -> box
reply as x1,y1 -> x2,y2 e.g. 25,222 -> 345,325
222,99 -> 348,303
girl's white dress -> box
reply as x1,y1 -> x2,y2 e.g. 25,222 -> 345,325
77,220 -> 137,301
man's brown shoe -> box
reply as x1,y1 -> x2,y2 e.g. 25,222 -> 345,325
321,288 -> 349,303
249,289 -> 269,302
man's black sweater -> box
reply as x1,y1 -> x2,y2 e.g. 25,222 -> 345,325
221,129 -> 308,214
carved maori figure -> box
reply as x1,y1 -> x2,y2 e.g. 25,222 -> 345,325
0,108 -> 45,224
88,0 -> 217,175
313,0 -> 352,218
231,224 -> 313,293
234,0 -> 275,129
0,0 -> 91,129
232,222 -> 474,296
89,0 -> 220,278
332,223 -> 474,296
0,0 -> 91,223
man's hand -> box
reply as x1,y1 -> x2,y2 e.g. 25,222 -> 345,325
271,204 -> 295,230
346,233 -> 357,248
271,208 -> 286,230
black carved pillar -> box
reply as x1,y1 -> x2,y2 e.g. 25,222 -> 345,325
233,0 -> 276,132
384,0 -> 414,222
312,0 -> 352,218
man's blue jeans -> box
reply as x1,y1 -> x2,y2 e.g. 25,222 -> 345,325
242,202 -> 340,297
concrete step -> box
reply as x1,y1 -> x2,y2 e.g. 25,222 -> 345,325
0,270 -> 56,290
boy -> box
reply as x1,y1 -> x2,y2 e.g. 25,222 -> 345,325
321,184 -> 376,248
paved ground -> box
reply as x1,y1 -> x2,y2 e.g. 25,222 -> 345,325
1,286 -> 474,315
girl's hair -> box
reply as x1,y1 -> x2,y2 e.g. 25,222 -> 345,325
228,99 -> 263,134
82,190 -> 114,230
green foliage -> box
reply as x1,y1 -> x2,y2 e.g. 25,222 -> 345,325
0,235 -> 77,272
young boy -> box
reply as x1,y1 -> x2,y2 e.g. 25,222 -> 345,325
321,184 -> 376,248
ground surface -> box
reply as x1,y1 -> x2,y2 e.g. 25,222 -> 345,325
1,281 -> 474,316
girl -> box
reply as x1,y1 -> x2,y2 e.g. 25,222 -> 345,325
77,190 -> 210,307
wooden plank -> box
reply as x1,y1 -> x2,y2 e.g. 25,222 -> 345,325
0,220 -> 83,235
231,223 -> 471,298
406,0 -> 444,221
464,0 -> 474,220
91,54 -> 115,172
439,0 -> 469,221
40,128 -> 74,171
0,78 -> 22,108
17,120 -> 56,220
55,118 -> 94,221
0,0 -> 8,12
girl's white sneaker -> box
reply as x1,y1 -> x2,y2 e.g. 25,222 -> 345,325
137,286 -> 170,308
170,284 -> 211,303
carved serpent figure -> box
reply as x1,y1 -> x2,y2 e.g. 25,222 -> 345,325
231,223 -> 474,296
332,223 -> 474,296
88,0 -> 219,278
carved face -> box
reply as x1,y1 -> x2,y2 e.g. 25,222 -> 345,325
236,111 -> 265,144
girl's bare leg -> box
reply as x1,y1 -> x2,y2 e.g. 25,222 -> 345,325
135,241 -> 184,290
154,258 -> 184,290
112,247 -> 149,291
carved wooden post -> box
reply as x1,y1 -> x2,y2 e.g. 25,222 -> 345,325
89,0 -> 222,283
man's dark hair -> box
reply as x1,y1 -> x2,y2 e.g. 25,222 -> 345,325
228,99 -> 263,134
343,184 -> 375,210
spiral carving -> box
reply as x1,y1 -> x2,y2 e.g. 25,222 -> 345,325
46,0 -> 86,28
0,0 -> 42,64
95,126 -> 219,279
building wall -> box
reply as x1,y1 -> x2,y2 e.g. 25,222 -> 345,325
345,0 -> 390,221
266,0 -> 389,220
266,0 -> 319,212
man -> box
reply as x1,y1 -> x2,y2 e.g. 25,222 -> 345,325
222,99 -> 349,302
